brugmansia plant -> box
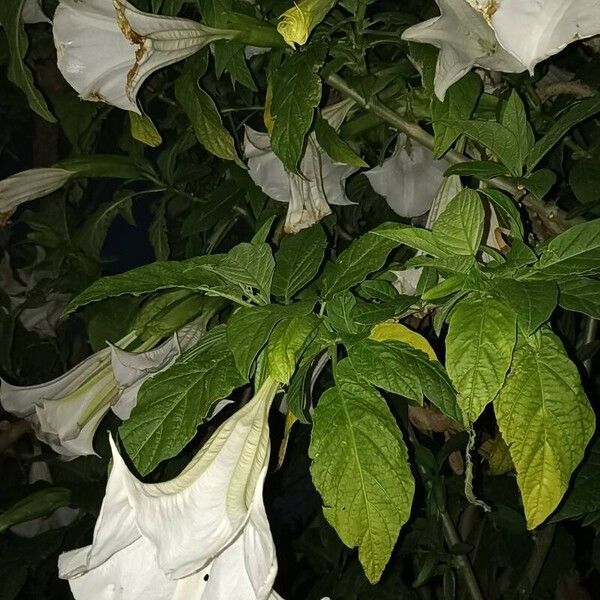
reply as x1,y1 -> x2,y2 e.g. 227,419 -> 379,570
2,0 -> 600,599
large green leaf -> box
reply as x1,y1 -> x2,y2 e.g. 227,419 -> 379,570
494,328 -> 595,529
534,219 -> 600,277
559,278 -> 600,318
431,73 -> 480,157
442,119 -> 522,176
347,338 -> 461,422
446,295 -> 516,423
272,225 -> 327,300
494,279 -> 558,334
320,223 -> 400,299
0,0 -> 55,122
310,359 -> 415,583
270,38 -> 328,172
175,55 -> 243,166
120,328 -> 245,475
314,116 -> 368,167
373,223 -> 447,257
206,242 -> 275,302
432,189 -> 484,256
65,257 -> 221,312
551,438 -> 600,522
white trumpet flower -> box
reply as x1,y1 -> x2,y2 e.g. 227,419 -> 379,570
401,0 -> 524,100
244,127 -> 356,233
365,134 -> 448,218
0,167 -> 73,222
53,0 -> 233,113
0,324 -> 200,457
467,0 -> 600,74
58,378 -> 284,600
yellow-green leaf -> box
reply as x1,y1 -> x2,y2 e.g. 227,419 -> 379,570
310,359 -> 414,583
494,328 -> 595,529
446,295 -> 517,423
129,112 -> 162,147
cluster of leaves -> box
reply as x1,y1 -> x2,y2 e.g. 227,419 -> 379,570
2,1 -> 600,599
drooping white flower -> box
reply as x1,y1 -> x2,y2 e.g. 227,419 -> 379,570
53,0 -> 233,113
58,378 -> 283,600
401,0 -> 525,100
0,167 -> 73,223
0,323 -> 201,457
244,127 -> 356,233
22,0 -> 51,24
365,134 -> 448,218
467,0 -> 600,74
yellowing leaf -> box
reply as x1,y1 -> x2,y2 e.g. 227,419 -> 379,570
370,322 -> 437,361
310,360 -> 414,583
494,328 -> 595,529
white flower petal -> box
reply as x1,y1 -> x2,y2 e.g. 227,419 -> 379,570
22,0 -> 51,24
244,127 -> 291,204
365,135 -> 448,218
54,0 -> 224,113
0,168 -> 73,216
110,335 -> 181,420
402,0 -> 524,100
392,268 -> 422,296
470,0 -> 600,73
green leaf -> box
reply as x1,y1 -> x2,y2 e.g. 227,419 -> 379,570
517,169 -> 556,200
570,159 -> 600,205
534,219 -> 600,277
432,189 -> 484,256
326,291 -> 362,335
431,73 -> 480,157
347,338 -> 461,422
501,90 -> 535,167
0,487 -> 71,533
526,94 -> 600,171
57,154 -> 149,180
65,257 -> 221,312
266,314 -> 320,384
374,223 -> 447,257
320,223 -> 401,299
559,278 -> 600,318
314,116 -> 367,167
207,242 -> 275,301
551,438 -> 600,521
310,359 -> 415,583
226,304 -> 307,378
494,328 -> 595,529
478,189 -> 524,238
129,112 -> 162,147
175,56 -> 243,166
446,295 -> 516,423
444,161 -> 510,180
494,279 -> 558,333
442,119 -> 522,176
120,332 -> 245,475
0,0 -> 56,122
270,38 -> 328,172
272,225 -> 327,300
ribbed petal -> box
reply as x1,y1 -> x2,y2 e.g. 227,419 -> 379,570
116,378 -> 277,578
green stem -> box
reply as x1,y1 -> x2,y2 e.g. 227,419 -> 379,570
325,73 -> 585,233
